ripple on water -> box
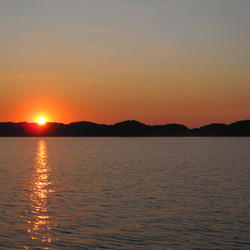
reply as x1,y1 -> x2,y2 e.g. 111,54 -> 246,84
0,138 -> 250,249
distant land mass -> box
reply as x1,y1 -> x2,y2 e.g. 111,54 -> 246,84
0,120 -> 250,137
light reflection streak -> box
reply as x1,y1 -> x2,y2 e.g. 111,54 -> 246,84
27,140 -> 54,245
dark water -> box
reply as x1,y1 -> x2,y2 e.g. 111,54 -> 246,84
0,138 -> 250,249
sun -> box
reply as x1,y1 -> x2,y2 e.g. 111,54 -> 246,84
36,117 -> 47,126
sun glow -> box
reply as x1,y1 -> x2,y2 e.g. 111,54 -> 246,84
36,117 -> 47,126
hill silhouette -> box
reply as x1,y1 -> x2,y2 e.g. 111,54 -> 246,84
0,119 -> 249,137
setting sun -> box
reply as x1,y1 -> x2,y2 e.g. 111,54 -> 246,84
36,117 -> 47,126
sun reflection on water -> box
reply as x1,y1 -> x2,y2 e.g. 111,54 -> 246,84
27,140 -> 54,246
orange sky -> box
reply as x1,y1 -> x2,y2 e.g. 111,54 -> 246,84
0,0 -> 249,127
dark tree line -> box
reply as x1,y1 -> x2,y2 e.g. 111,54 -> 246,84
0,120 -> 249,137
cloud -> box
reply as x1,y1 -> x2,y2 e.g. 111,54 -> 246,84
109,66 -> 190,73
18,71 -> 52,79
79,26 -> 113,34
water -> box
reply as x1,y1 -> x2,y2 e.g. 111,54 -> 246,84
0,137 -> 250,249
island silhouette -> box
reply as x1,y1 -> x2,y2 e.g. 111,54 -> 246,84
0,120 -> 249,136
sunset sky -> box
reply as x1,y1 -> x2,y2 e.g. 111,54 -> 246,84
0,0 -> 249,127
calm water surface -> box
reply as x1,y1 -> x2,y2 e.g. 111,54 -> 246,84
0,137 -> 250,249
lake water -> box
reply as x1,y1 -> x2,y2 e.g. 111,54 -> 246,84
0,138 -> 250,249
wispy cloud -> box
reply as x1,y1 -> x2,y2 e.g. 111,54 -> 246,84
109,66 -> 190,73
79,26 -> 113,34
18,71 -> 52,79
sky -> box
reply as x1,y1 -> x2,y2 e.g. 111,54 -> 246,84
0,0 -> 249,127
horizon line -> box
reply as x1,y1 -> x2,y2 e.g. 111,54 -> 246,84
0,119 -> 249,129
